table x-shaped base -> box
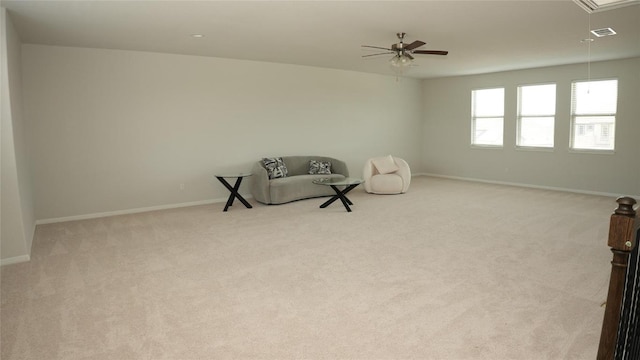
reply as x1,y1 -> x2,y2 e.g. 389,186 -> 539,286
216,176 -> 253,212
319,183 -> 360,212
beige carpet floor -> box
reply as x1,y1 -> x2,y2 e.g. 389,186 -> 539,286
1,176 -> 617,359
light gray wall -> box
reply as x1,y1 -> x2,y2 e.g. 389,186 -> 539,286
1,9 -> 35,264
22,45 -> 424,221
14,39 -> 639,248
422,58 -> 640,197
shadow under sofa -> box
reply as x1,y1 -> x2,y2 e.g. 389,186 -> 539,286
250,156 -> 349,205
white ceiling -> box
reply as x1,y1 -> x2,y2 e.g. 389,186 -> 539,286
2,0 -> 639,79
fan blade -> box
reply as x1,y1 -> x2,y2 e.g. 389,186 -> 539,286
404,40 -> 426,51
406,53 -> 414,60
362,52 -> 394,58
413,50 -> 449,55
362,45 -> 392,51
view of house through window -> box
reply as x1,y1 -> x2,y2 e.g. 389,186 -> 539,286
471,88 -> 504,146
517,83 -> 556,148
571,79 -> 618,151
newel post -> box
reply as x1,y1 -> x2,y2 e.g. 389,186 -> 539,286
597,196 -> 637,360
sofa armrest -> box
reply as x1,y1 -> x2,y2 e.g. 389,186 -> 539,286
250,161 -> 271,204
331,159 -> 350,177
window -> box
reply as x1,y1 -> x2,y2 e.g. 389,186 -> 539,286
517,83 -> 556,148
471,88 -> 504,146
571,79 -> 618,151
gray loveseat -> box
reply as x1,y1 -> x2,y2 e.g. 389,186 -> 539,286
250,156 -> 349,205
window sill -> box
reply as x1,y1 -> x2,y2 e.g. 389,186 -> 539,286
568,148 -> 615,155
470,144 -> 503,150
515,146 -> 555,153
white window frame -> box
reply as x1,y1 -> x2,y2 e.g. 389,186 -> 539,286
516,83 -> 556,149
471,87 -> 504,147
570,78 -> 618,152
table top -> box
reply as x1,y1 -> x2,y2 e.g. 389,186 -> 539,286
215,173 -> 252,178
313,177 -> 363,186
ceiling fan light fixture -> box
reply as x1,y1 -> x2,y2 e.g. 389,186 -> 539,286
363,32 -> 448,75
389,54 -> 413,68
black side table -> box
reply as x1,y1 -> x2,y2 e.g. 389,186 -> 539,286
215,173 -> 253,212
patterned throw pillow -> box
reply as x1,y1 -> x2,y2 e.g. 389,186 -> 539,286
263,157 -> 289,179
309,160 -> 332,175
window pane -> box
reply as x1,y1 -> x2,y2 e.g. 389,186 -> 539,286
518,84 -> 556,148
572,116 -> 615,150
573,79 -> 617,115
519,117 -> 554,147
472,88 -> 504,146
520,84 -> 556,116
473,88 -> 504,117
474,117 -> 503,146
571,79 -> 617,151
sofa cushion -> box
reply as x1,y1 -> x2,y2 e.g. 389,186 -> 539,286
309,160 -> 332,175
371,155 -> 399,175
269,174 -> 346,204
263,157 -> 288,179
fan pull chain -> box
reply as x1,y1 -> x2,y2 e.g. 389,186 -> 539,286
579,14 -> 594,93
587,14 -> 593,88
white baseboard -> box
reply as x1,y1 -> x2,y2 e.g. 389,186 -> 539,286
416,173 -> 639,199
32,176 -> 638,226
1,255 -> 31,266
36,195 -> 252,225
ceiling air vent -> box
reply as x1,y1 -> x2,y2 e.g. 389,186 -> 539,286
591,27 -> 617,37
573,0 -> 640,13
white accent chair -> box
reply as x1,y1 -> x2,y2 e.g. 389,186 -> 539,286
363,155 -> 411,194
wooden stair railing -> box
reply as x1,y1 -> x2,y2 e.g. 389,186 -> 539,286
597,196 -> 639,360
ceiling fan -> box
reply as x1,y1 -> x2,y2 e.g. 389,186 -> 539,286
362,32 -> 448,69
